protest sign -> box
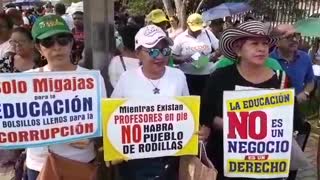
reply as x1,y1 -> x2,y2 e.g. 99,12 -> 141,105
223,89 -> 294,178
0,71 -> 102,149
102,96 -> 199,161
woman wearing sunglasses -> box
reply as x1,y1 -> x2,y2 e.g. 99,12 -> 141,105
111,25 -> 193,179
25,15 -> 107,180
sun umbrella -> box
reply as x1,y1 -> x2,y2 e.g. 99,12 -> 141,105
294,18 -> 320,37
12,0 -> 40,5
202,2 -> 252,21
14,0 -> 39,3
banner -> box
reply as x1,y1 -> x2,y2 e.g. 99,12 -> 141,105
0,71 -> 102,149
102,96 -> 199,161
223,89 -> 294,178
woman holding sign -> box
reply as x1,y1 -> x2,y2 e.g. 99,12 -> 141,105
25,15 -> 107,180
200,21 -> 305,179
111,24 -> 190,180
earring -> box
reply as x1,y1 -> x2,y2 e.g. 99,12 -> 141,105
41,55 -> 46,61
235,55 -> 241,63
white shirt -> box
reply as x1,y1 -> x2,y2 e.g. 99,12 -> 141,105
26,65 -> 107,172
172,30 -> 219,75
62,14 -> 74,30
167,28 -> 183,40
112,66 -> 189,98
313,65 -> 320,76
108,56 -> 140,87
0,40 -> 13,59
23,16 -> 30,25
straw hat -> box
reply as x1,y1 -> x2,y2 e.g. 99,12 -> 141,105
219,21 -> 280,60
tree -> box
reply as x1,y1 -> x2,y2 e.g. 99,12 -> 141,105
126,0 -> 163,16
162,0 -> 175,17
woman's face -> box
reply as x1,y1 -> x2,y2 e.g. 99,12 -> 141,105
235,37 -> 269,66
137,39 -> 170,74
169,18 -> 178,27
10,32 -> 33,56
37,34 -> 73,66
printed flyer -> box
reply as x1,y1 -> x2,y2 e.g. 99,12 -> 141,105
102,96 -> 199,161
223,89 -> 294,179
0,71 -> 102,149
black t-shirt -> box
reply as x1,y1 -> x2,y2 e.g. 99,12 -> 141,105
200,64 -> 301,128
200,65 -> 302,178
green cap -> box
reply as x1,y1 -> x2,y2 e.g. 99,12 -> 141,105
32,15 -> 71,40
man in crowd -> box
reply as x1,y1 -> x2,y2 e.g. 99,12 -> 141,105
223,16 -> 233,29
35,6 -> 45,18
270,33 -> 314,104
5,8 -> 23,27
54,3 -> 74,30
72,11 -> 85,62
207,18 -> 224,39
45,2 -> 54,15
146,9 -> 169,32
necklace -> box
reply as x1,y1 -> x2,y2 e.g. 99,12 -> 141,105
148,79 -> 161,94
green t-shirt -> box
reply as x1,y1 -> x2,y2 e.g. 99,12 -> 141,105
215,57 -> 283,71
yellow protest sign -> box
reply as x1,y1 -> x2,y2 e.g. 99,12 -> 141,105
102,96 -> 200,161
223,89 -> 294,179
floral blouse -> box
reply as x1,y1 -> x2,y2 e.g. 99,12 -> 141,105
0,55 -> 19,73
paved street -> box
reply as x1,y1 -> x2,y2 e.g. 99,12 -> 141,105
0,170 -> 13,180
296,133 -> 318,180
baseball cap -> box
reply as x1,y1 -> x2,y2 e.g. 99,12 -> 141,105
135,25 -> 173,50
32,15 -> 72,40
187,13 -> 204,32
146,9 -> 169,24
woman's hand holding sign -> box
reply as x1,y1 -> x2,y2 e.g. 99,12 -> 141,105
197,125 -> 211,141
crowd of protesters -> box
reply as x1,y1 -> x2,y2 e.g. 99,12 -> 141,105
0,1 -> 319,180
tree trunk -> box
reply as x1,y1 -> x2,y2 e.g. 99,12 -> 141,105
195,0 -> 205,13
162,0 -> 175,17
174,0 -> 187,30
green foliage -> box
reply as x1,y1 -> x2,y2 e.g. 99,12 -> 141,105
127,0 -> 163,16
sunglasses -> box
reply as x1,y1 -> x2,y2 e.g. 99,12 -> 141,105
143,48 -> 172,59
9,39 -> 29,46
38,34 -> 73,48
